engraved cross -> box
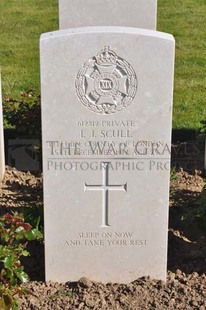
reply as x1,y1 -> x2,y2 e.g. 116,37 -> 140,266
84,162 -> 127,227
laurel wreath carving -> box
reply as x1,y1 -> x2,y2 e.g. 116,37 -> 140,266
75,47 -> 137,115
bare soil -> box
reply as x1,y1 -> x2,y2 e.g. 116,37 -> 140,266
1,166 -> 206,309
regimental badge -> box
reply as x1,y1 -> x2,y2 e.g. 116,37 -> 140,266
75,46 -> 137,114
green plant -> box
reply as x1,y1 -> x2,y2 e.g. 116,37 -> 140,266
200,120 -> 206,134
3,90 -> 41,139
180,184 -> 206,229
0,212 -> 43,309
52,288 -> 73,299
170,166 -> 177,182
22,205 -> 44,233
170,166 -> 177,198
193,188 -> 206,228
194,119 -> 206,145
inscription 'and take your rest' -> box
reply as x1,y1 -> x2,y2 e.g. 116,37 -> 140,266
66,231 -> 147,247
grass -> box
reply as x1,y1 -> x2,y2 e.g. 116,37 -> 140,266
0,0 -> 205,129
0,0 -> 58,98
158,0 -> 206,129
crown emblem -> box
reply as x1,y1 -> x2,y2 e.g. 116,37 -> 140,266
96,46 -> 117,66
76,46 -> 137,114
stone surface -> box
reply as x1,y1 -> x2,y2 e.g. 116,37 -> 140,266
59,0 -> 157,30
40,27 -> 175,283
0,69 -> 5,180
8,139 -> 40,171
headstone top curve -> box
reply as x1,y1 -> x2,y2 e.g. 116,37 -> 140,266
40,27 -> 175,42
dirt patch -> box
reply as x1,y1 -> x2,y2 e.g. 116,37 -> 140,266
19,272 -> 206,310
1,166 -> 206,309
0,166 -> 43,209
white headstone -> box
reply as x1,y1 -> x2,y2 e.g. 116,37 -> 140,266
0,69 -> 5,181
41,27 -> 175,283
59,0 -> 157,30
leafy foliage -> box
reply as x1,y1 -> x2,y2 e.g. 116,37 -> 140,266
192,189 -> 206,228
3,90 -> 41,139
170,167 -> 177,198
22,205 -> 44,234
200,120 -> 206,134
0,212 -> 43,309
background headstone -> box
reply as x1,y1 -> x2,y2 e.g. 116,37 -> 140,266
0,69 -> 5,181
8,139 -> 40,171
59,0 -> 157,30
41,27 -> 175,283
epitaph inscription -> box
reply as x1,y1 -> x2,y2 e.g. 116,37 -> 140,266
66,231 -> 147,247
75,46 -> 137,114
